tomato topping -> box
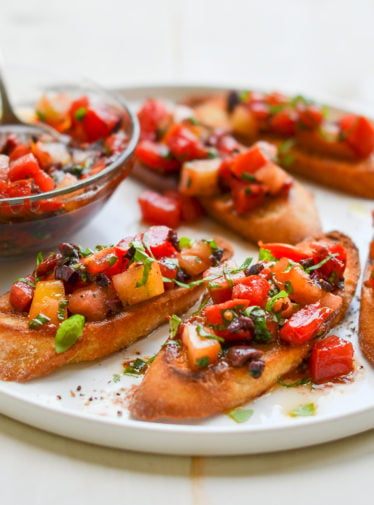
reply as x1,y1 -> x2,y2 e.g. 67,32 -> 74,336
297,103 -> 324,130
164,190 -> 204,222
135,140 -> 179,172
9,144 -> 31,162
259,242 -> 309,262
230,179 -> 267,214
310,335 -> 354,382
81,106 -> 118,142
9,274 -> 36,312
204,299 -> 250,327
270,108 -> 297,136
143,225 -> 178,259
231,275 -> 270,307
310,242 -> 346,282
279,302 -> 334,344
339,114 -> 374,158
164,123 -> 208,161
8,153 -> 55,192
69,96 -> 90,127
137,98 -> 172,141
81,246 -> 128,276
138,190 -> 181,228
230,143 -> 271,178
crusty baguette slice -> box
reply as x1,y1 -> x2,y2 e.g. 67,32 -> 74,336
359,241 -> 374,365
0,238 -> 233,382
129,231 -> 360,421
200,181 -> 322,245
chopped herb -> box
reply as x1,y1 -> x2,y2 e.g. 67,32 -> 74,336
36,251 -> 44,266
266,290 -> 288,312
74,107 -> 87,121
123,357 -> 155,376
305,253 -> 339,273
239,90 -> 250,102
196,325 -> 224,342
289,402 -> 317,417
36,110 -> 46,121
78,246 -> 94,257
179,237 -> 193,249
230,257 -> 253,274
188,116 -> 199,125
29,313 -> 51,329
227,407 -> 254,423
112,374 -> 121,383
204,238 -> 218,250
57,299 -> 69,321
269,103 -> 286,114
285,280 -> 294,294
192,295 -> 210,316
169,314 -> 182,338
195,356 -> 210,369
55,314 -> 85,354
278,139 -> 296,167
15,277 -> 35,288
241,173 -> 257,182
278,376 -> 312,388
258,248 -> 276,262
244,306 -> 273,343
136,258 -> 153,287
164,339 -> 182,348
207,148 -> 218,158
107,253 -> 118,267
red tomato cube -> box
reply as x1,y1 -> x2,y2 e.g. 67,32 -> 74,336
310,335 -> 354,382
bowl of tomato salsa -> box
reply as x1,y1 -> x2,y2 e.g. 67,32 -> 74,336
0,77 -> 139,257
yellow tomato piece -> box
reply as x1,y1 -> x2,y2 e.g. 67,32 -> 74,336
255,161 -> 291,194
181,324 -> 221,370
231,104 -> 258,140
112,261 -> 164,306
179,158 -> 221,196
177,240 -> 213,276
28,280 -> 66,326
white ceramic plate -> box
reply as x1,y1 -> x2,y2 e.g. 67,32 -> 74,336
0,86 -> 373,456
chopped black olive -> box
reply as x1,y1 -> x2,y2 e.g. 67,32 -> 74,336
226,346 -> 263,367
248,359 -> 265,378
245,263 -> 264,276
227,90 -> 240,113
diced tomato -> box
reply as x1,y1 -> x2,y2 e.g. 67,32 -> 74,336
5,179 -> 33,198
9,153 -> 55,192
69,96 -> 90,126
231,275 -> 270,307
135,140 -> 179,172
249,101 -> 270,121
33,199 -> 64,213
270,108 -> 297,136
310,242 -> 346,282
339,114 -> 374,158
164,190 -> 204,222
0,134 -> 20,156
230,179 -> 266,214
259,242 -> 310,262
143,225 -> 178,259
297,103 -> 324,130
104,131 -> 128,154
230,143 -> 270,178
81,106 -> 118,143
81,246 -> 128,276
9,144 -> 31,162
164,123 -> 208,161
310,335 -> 354,382
158,258 -> 178,281
279,302 -> 334,344
137,98 -> 172,141
138,190 -> 181,228
31,141 -> 53,170
181,323 -> 221,370
9,274 -> 35,312
204,298 -> 250,327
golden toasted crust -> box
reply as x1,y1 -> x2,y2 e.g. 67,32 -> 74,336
359,248 -> 374,365
200,181 -> 322,245
129,231 -> 360,421
0,238 -> 233,382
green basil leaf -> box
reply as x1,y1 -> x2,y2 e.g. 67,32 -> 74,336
289,402 -> 317,417
196,325 -> 224,342
112,374 -> 121,383
266,290 -> 288,312
179,237 -> 193,249
305,253 -> 339,273
74,107 -> 87,121
258,248 -> 276,262
278,376 -> 312,388
29,313 -> 50,329
227,408 -> 254,423
195,356 -> 210,369
169,314 -> 182,338
55,314 -> 85,354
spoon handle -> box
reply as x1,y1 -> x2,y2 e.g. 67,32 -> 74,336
0,59 -> 22,125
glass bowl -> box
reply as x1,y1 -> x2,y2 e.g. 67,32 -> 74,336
0,70 -> 139,257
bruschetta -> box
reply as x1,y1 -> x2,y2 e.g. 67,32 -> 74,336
0,225 -> 232,382
359,239 -> 374,365
188,91 -> 374,198
134,98 -> 322,244
129,231 -> 360,421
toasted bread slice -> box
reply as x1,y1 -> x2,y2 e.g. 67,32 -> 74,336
129,231 -> 360,421
0,236 -> 233,382
359,240 -> 374,365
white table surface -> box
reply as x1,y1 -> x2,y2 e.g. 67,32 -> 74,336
0,1 -> 373,503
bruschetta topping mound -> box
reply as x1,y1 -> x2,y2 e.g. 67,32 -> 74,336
129,232 -> 359,421
225,90 -> 374,160
7,225 -> 228,354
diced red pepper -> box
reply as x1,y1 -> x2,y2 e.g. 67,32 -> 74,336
135,140 -> 180,172
138,190 -> 181,229
81,246 -> 128,276
137,98 -> 172,141
259,242 -> 310,262
230,179 -> 266,214
9,274 -> 35,312
143,225 -> 178,259
279,302 -> 334,344
82,106 -> 118,143
9,153 -> 55,192
339,114 -> 374,158
310,335 -> 354,382
164,123 -> 208,161
231,275 -> 270,307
